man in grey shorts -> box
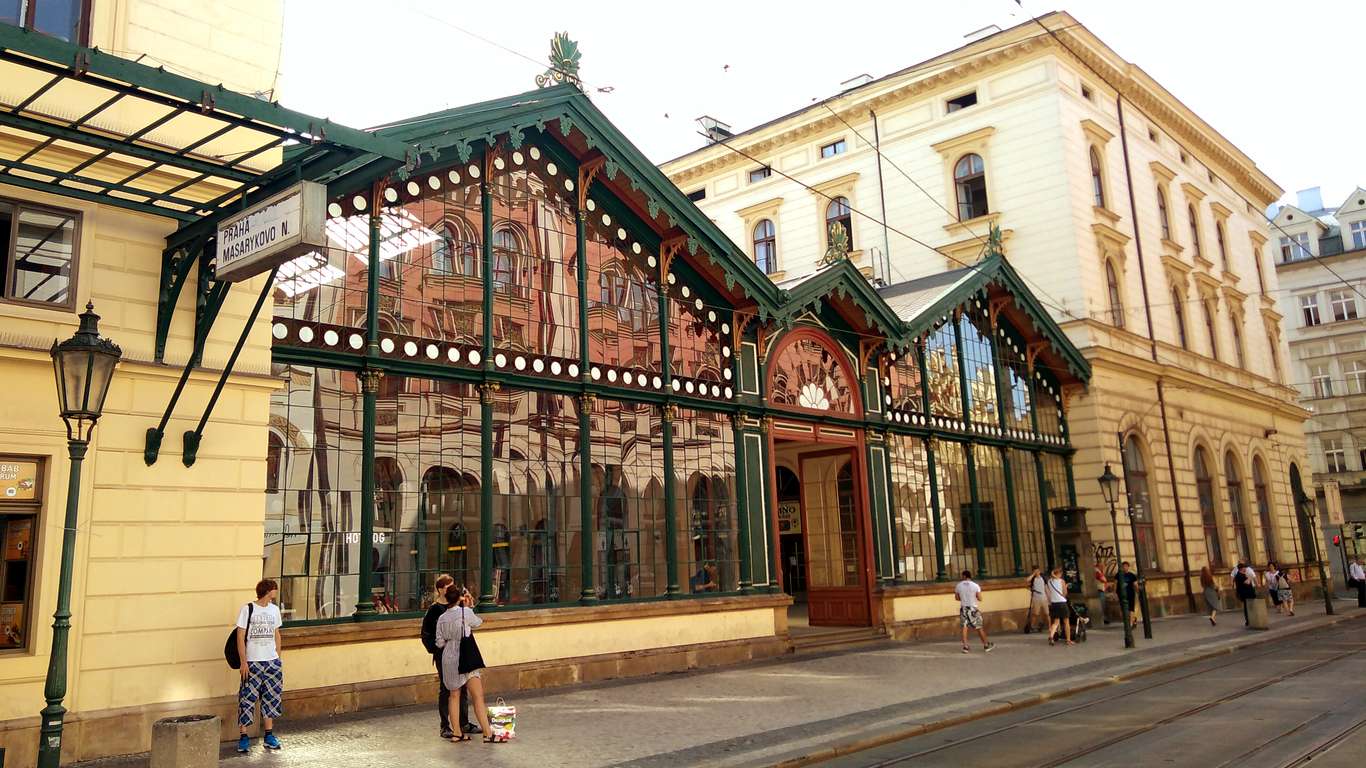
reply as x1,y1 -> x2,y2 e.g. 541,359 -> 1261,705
955,569 -> 995,653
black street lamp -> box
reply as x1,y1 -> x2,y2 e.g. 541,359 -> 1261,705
1296,491 -> 1335,618
38,303 -> 121,768
1098,462 -> 1134,649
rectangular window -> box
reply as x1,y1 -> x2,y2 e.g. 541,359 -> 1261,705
819,139 -> 846,159
1080,84 -> 1093,101
1329,289 -> 1359,322
1348,360 -> 1366,395
1300,294 -> 1321,327
685,188 -> 706,202
1,456 -> 43,652
1311,364 -> 1333,398
1324,438 -> 1345,473
1280,233 -> 1310,262
11,0 -> 90,44
959,501 -> 999,549
1,200 -> 80,310
946,92 -> 978,112
1351,221 -> 1366,250
748,166 -> 771,184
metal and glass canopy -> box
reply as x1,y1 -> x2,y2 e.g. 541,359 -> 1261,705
0,23 -> 413,226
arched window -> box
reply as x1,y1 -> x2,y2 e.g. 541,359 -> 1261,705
1202,299 -> 1219,360
1172,288 -> 1188,349
1252,457 -> 1275,561
1230,315 -> 1245,369
1215,221 -> 1228,271
954,154 -> 988,221
1267,332 -> 1281,382
753,219 -> 777,274
265,432 -> 284,495
1157,186 -> 1171,240
431,226 -> 454,275
1089,146 -> 1106,208
492,227 -> 520,293
1105,260 -> 1125,328
1122,435 -> 1159,572
825,197 -> 853,250
1194,446 -> 1224,567
1187,203 -> 1202,259
1225,451 -> 1252,562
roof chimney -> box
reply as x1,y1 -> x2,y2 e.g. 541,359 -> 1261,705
1296,186 -> 1325,213
696,116 -> 733,144
841,73 -> 874,89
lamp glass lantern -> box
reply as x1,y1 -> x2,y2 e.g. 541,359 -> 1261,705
50,302 -> 122,439
1098,462 -> 1121,506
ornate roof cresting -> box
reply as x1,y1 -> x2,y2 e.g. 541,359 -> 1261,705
819,222 -> 850,266
537,32 -> 583,89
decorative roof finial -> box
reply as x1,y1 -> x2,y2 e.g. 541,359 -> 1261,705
986,223 -> 1004,258
819,222 -> 850,267
537,32 -> 582,89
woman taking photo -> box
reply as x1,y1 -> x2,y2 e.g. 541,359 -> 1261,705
435,583 -> 495,743
1200,565 -> 1219,625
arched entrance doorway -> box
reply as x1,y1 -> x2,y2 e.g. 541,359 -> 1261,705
767,327 -> 875,627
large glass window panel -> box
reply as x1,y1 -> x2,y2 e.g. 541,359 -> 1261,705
968,445 -> 1013,576
591,399 -> 667,600
883,347 -> 923,415
7,205 -> 77,308
1011,448 -> 1048,572
933,440 -> 974,576
1194,446 -> 1224,568
925,324 -> 962,420
958,313 -> 998,426
1122,435 -> 1160,572
1252,457 -> 1275,561
889,435 -> 935,582
675,408 -> 738,594
1225,452 -> 1252,562
996,327 -> 1033,434
587,233 -> 659,376
668,293 -> 731,394
768,336 -> 857,414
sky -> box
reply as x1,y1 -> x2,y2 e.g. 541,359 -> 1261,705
279,0 -> 1364,209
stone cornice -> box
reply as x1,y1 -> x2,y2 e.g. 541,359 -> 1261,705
1093,220 -> 1130,250
809,171 -> 860,197
1180,182 -> 1207,202
736,196 -> 784,219
1248,230 -> 1268,247
1149,160 -> 1177,184
931,126 -> 997,157
1209,201 -> 1234,220
1080,118 -> 1115,146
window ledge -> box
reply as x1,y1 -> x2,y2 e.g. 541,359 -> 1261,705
943,211 -> 1000,236
1159,238 -> 1185,255
766,269 -> 787,281
1092,205 -> 1122,225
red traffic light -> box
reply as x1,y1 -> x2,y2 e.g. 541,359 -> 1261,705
1332,534 -> 1341,546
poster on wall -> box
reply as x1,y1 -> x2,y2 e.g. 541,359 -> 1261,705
777,502 -> 802,534
4,519 -> 31,560
0,460 -> 38,501
0,602 -> 23,648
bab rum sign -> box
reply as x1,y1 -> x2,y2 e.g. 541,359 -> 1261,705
215,181 -> 327,282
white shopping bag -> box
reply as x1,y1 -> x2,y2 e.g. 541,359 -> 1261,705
488,697 -> 516,742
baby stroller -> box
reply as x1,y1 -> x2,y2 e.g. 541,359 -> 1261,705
1051,600 -> 1090,643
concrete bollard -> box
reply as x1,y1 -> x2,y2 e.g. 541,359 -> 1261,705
150,715 -> 219,768
1245,594 -> 1269,630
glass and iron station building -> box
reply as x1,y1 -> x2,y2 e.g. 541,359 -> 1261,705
0,27 -> 1088,763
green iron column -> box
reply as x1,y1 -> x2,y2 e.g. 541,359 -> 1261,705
732,412 -> 752,593
477,152 -> 496,608
917,340 -> 947,581
953,314 -> 987,577
882,428 -> 904,585
759,417 -> 777,592
661,403 -> 680,595
575,204 -> 596,604
356,186 -> 382,618
987,321 -> 1024,577
1029,372 -> 1055,567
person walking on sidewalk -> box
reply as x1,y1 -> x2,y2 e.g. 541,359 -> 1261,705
1046,566 -> 1074,646
1024,565 -> 1048,633
435,583 -> 495,742
421,574 -> 477,740
1274,568 -> 1295,616
1118,561 -> 1139,629
1350,557 -> 1366,607
955,570 -> 995,653
1200,565 -> 1219,625
1264,562 -> 1283,614
1094,560 -> 1112,625
1234,562 -> 1259,625
235,579 -> 284,753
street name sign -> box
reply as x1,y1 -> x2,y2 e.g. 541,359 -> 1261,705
215,181 -> 327,282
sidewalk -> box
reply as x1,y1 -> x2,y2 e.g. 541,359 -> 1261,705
80,599 -> 1365,768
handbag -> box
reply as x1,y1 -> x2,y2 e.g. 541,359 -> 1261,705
457,609 -> 486,675
487,697 -> 517,742
224,602 -> 253,669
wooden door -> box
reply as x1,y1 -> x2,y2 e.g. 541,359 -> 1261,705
801,451 -> 871,626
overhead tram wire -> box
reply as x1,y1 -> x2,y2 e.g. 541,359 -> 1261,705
1014,1 -> 1366,304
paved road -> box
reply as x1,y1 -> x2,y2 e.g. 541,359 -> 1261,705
821,621 -> 1366,768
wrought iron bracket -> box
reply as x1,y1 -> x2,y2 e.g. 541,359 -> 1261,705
153,242 -> 200,362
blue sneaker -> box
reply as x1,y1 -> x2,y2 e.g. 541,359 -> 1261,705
236,735 -> 250,753
263,732 -> 281,751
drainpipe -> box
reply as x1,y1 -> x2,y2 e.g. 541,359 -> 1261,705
870,109 -> 892,284
1115,96 -> 1198,613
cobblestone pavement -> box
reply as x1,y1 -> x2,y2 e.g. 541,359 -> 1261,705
78,599 -> 1364,768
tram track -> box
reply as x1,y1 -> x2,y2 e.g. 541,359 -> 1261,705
844,629 -> 1366,768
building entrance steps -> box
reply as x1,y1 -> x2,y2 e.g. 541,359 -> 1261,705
74,601 -> 1364,768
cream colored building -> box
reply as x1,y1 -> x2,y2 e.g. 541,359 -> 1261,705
1271,186 -> 1366,563
662,12 -> 1314,608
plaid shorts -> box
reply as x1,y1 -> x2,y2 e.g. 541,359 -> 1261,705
959,606 -> 983,629
238,658 -> 284,726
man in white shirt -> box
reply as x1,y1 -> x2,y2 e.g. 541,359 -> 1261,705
1349,557 -> 1366,607
236,579 -> 284,753
1263,563 -> 1282,614
1024,565 -> 1048,634
955,570 -> 995,654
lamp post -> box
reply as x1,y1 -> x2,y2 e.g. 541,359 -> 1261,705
38,303 -> 121,768
1296,492 -> 1334,617
1098,462 -> 1134,649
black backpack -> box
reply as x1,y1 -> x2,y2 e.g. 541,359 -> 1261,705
224,603 -> 253,669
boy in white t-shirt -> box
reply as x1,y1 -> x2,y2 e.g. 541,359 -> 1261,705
955,570 -> 995,654
236,579 -> 284,753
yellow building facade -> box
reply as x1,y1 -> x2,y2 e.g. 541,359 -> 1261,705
661,13 -> 1315,611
